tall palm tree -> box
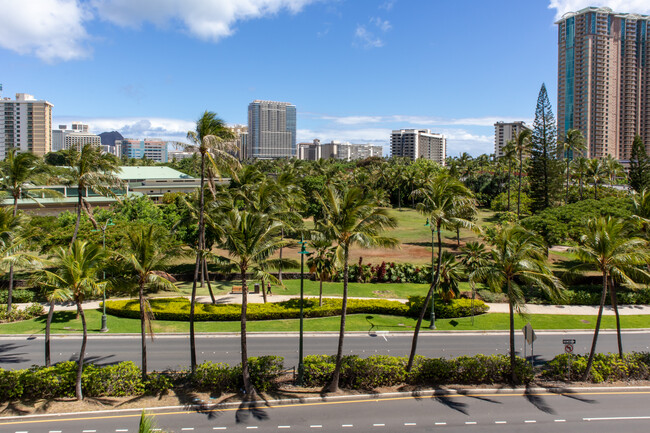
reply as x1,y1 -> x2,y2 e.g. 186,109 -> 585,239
460,241 -> 490,325
502,140 -> 517,212
307,231 -> 337,307
314,185 -> 397,392
217,209 -> 286,396
62,144 -> 123,244
587,158 -> 605,199
0,207 -> 28,313
114,225 -> 178,380
559,129 -> 586,205
406,173 -> 476,371
473,225 -> 563,383
42,283 -> 71,367
571,217 -> 650,380
275,169 -> 305,284
437,252 -> 466,301
41,241 -> 106,400
602,154 -> 624,189
571,156 -> 590,201
186,111 -> 238,372
514,129 -> 533,218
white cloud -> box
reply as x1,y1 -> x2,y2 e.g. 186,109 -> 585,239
55,116 -> 196,143
314,114 -> 531,127
92,0 -> 317,41
549,0 -> 650,20
379,1 -> 396,11
0,0 -> 92,62
370,17 -> 392,32
354,25 -> 384,48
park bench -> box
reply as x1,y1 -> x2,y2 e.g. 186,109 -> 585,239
230,284 -> 261,294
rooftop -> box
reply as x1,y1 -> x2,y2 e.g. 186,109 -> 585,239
117,166 -> 195,181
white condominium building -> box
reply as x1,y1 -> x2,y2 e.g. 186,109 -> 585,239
0,93 -> 53,160
390,129 -> 446,165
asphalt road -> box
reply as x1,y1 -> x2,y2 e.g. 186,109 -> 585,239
1,388 -> 650,432
2,330 -> 649,370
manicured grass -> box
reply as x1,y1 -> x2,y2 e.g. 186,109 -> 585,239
1,308 -> 649,335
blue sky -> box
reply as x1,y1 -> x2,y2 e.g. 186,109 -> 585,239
1,0 -> 649,156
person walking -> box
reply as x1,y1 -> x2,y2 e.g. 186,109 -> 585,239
266,282 -> 272,296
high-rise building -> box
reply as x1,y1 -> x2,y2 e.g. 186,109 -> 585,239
118,139 -> 168,162
557,7 -> 650,161
297,139 -> 383,161
494,121 -> 531,158
390,129 -> 446,165
246,100 -> 296,159
52,123 -> 100,152
0,93 -> 53,160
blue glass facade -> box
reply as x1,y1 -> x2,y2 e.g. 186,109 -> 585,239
565,17 -> 575,133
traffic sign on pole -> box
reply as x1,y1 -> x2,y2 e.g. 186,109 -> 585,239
522,323 -> 536,345
563,339 -> 576,345
565,344 -> 574,353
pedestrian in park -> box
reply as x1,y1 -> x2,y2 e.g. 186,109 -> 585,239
267,282 -> 272,296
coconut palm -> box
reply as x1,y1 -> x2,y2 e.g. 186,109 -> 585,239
314,185 -> 397,392
138,410 -> 170,433
514,129 -> 533,218
62,144 -> 123,244
0,207 -> 28,313
186,110 -> 238,372
571,156 -> 590,200
406,173 -> 476,371
587,158 -> 605,199
502,140 -> 517,212
274,169 -> 305,284
307,231 -> 338,307
559,129 -> 586,205
571,217 -> 650,380
113,225 -> 178,380
602,154 -> 625,189
437,252 -> 466,301
42,283 -> 71,367
41,241 -> 106,400
217,209 -> 286,396
460,241 -> 491,324
473,225 -> 563,383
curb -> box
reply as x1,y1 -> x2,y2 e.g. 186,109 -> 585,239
1,385 -> 650,421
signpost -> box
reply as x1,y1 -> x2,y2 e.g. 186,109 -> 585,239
522,323 -> 537,365
563,339 -> 576,379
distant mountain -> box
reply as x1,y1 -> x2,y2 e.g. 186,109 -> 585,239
99,131 -> 124,146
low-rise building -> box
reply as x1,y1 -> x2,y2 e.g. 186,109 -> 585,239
118,139 -> 168,162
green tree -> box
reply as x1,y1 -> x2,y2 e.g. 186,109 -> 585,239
41,241 -> 106,400
559,129 -> 586,205
186,110 -> 238,372
528,84 -> 563,212
502,140 -> 517,212
62,144 -> 123,244
587,158 -> 606,199
42,282 -> 71,367
407,174 -> 475,371
314,185 -> 397,392
437,251 -> 466,301
571,217 -> 650,380
307,231 -> 337,307
629,135 -> 650,192
460,241 -> 490,324
474,225 -> 563,383
514,129 -> 532,218
571,156 -> 590,201
114,225 -> 178,380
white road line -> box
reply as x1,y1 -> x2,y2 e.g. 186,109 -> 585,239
82,430 -> 97,433
278,426 -> 291,429
435,422 -> 447,425
584,416 -> 650,421
49,431 -> 62,433
15,431 -> 28,433
373,424 -> 385,427
116,430 -> 129,432
213,428 -> 227,430
181,429 -> 195,431
465,421 -> 477,425
310,425 -> 322,428
246,427 -> 258,430
342,425 -> 353,428
555,420 -> 566,423
404,423 -> 416,426
495,421 -> 507,424
525,420 -> 537,423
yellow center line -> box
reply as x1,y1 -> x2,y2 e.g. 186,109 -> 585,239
1,390 -> 650,426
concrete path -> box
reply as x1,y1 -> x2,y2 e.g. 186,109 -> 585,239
11,293 -> 650,315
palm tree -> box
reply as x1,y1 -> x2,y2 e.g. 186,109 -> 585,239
559,129 -> 586,205
406,173 -> 475,371
114,225 -> 178,380
502,140 -> 517,212
42,283 -> 71,367
138,410 -> 170,433
217,209 -> 286,396
473,225 -> 563,383
514,129 -> 532,218
274,169 -> 305,284
437,252 -> 466,301
587,158 -> 605,199
41,241 -> 106,400
0,207 -> 28,313
186,111 -> 238,372
571,217 -> 650,380
602,154 -> 624,189
571,156 -> 590,201
307,231 -> 337,306
460,241 -> 490,325
62,144 -> 123,244
314,185 -> 397,392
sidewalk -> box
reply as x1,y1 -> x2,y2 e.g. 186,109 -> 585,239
12,293 -> 650,316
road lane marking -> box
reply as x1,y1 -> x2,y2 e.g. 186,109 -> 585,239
83,430 -> 96,432
525,420 -> 537,423
373,424 -> 385,427
246,427 -> 258,430
465,421 -> 477,425
213,428 -> 227,430
49,431 -> 62,433
495,421 -> 507,424
584,416 -> 650,421
435,422 -> 447,425
278,426 -> 291,429
116,430 -> 128,432
342,425 -> 353,428
555,420 -> 566,423
181,429 -> 194,431
404,423 -> 416,426
309,425 -> 322,428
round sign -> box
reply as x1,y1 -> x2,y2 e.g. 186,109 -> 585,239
565,344 -> 574,353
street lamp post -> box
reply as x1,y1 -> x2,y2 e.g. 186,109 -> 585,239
425,218 -> 436,330
297,235 -> 310,385
92,219 -> 114,332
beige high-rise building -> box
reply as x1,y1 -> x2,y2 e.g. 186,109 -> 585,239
0,93 -> 53,160
390,129 -> 446,165
557,7 -> 650,161
494,121 -> 531,158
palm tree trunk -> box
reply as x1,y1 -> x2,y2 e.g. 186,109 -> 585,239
139,282 -> 147,381
240,266 -> 253,396
261,275 -> 268,304
508,284 -> 517,384
507,163 -> 512,212
278,228 -> 284,284
566,160 -> 570,205
583,272 -> 608,381
609,280 -> 623,358
517,153 -> 523,218
594,181 -> 598,200
204,258 -> 216,304
45,299 -> 55,367
456,226 -> 460,246
319,276 -> 324,307
470,281 -> 475,326
328,246 -> 349,392
76,302 -> 87,400
71,190 -> 83,245
8,199 -> 17,313
407,225 -> 443,372
579,175 -> 584,200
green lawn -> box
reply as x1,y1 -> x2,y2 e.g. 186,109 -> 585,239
1,308 -> 649,335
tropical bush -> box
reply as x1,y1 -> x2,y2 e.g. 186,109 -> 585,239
333,261 -> 432,284
0,289 -> 36,304
405,297 -> 489,319
0,303 -> 44,323
542,353 -> 650,383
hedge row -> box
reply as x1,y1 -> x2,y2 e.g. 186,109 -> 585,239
542,352 -> 650,383
301,354 -> 534,389
0,289 -> 36,304
105,297 -> 488,322
0,303 -> 44,323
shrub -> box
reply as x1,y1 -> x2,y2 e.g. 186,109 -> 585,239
542,353 -> 650,382
19,362 -> 77,399
406,297 -> 489,319
191,361 -> 238,392
0,303 -> 45,323
191,357 -> 284,393
144,373 -> 174,395
243,356 -> 285,392
0,289 -> 36,304
302,355 -> 336,388
0,369 -> 22,401
83,362 -> 145,397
